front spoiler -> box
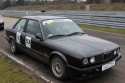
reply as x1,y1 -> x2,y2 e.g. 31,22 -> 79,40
68,53 -> 121,72
0,22 -> 4,29
0,22 -> 4,26
68,54 -> 121,80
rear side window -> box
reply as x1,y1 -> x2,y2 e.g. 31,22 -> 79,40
26,20 -> 41,36
15,19 -> 27,32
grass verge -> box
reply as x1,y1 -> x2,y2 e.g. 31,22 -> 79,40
0,55 -> 35,83
78,24 -> 125,35
6,4 -> 85,10
3,15 -> 19,19
5,3 -> 125,11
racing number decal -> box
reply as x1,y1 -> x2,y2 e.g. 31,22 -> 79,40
25,36 -> 31,48
16,32 -> 21,44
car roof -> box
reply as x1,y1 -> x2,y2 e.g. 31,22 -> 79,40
22,16 -> 67,21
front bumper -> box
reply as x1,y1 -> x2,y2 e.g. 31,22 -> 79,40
68,53 -> 121,73
0,22 -> 4,28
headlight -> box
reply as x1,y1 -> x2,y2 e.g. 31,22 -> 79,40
83,58 -> 88,65
114,50 -> 117,55
90,57 -> 95,63
0,19 -> 3,23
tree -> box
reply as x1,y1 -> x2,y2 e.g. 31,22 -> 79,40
72,0 -> 77,3
16,0 -> 24,6
86,0 -> 106,4
111,0 -> 125,3
4,0 -> 11,8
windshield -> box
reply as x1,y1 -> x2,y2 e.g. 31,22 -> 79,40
42,19 -> 84,38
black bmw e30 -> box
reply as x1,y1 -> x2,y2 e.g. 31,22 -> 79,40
6,16 -> 121,80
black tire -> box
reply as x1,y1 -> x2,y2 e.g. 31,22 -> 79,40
0,27 -> 4,31
2,27 -> 4,30
10,39 -> 19,54
50,56 -> 69,80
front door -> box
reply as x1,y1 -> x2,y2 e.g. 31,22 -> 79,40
24,19 -> 47,62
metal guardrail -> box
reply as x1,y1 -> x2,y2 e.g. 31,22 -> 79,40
0,10 -> 125,29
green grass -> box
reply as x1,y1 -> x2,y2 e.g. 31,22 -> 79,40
78,24 -> 125,35
0,56 -> 35,83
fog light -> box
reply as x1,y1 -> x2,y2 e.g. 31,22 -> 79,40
0,19 -> 3,23
83,58 -> 88,65
90,57 -> 95,63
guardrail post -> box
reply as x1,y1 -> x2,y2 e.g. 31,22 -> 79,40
26,12 -> 29,16
85,5 -> 90,11
105,16 -> 110,28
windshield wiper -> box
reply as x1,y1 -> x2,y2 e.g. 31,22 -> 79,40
48,32 -> 84,38
67,32 -> 85,36
48,34 -> 67,38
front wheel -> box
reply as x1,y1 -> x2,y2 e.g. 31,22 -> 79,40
10,39 -> 19,54
50,56 -> 69,80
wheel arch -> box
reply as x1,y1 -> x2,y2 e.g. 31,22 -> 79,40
49,51 -> 68,64
9,36 -> 15,43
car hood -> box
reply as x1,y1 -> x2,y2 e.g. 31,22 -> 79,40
48,34 -> 119,57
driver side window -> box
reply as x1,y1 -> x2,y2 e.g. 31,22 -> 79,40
26,20 -> 41,36
15,19 -> 26,32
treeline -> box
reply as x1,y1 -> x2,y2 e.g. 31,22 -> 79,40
1,0 -> 78,9
86,0 -> 125,4
1,0 -> 125,9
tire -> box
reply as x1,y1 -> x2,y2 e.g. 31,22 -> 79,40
0,27 -> 4,31
10,39 -> 19,54
2,27 -> 4,30
50,56 -> 69,80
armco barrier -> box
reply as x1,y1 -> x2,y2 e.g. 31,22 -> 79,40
0,10 -> 125,29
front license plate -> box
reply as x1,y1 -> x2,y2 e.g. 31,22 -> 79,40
102,61 -> 116,71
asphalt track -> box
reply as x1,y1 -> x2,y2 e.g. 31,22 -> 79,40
0,17 -> 125,83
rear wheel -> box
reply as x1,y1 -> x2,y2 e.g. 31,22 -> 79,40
50,56 -> 69,80
10,39 -> 19,54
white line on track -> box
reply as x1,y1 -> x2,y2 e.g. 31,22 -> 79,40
0,50 -> 53,83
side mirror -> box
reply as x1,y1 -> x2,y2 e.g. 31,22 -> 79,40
35,33 -> 43,41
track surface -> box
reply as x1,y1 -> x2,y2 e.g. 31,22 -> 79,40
0,17 -> 125,83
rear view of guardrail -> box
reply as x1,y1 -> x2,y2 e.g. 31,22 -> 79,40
0,10 -> 125,29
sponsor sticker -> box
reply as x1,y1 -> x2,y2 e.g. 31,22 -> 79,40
25,36 -> 31,48
43,20 -> 53,25
42,19 -> 73,25
16,32 -> 21,44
